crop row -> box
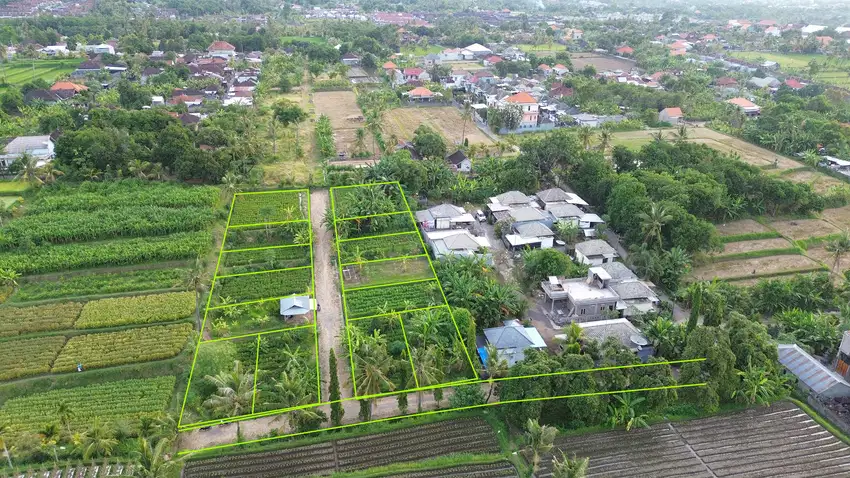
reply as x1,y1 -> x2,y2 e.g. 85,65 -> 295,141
315,114 -> 335,160
390,462 -> 518,478
27,181 -> 218,213
214,268 -> 312,305
10,267 -> 189,303
0,302 -> 83,337
0,205 -> 216,248
0,336 -> 66,381
220,245 -> 311,275
339,233 -> 425,263
335,214 -> 415,240
224,222 -> 310,250
345,280 -> 443,318
51,323 -> 192,372
229,192 -> 307,226
332,184 -> 407,219
344,257 -> 434,290
0,230 -> 212,274
76,291 -> 196,328
185,443 -> 335,473
0,376 -> 176,431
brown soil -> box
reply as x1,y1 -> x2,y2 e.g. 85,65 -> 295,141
770,218 -> 840,240
313,91 -> 374,156
715,219 -> 772,237
569,53 -> 636,71
781,169 -> 845,194
383,107 -> 494,146
821,205 -> 850,230
689,254 -> 821,281
717,238 -> 793,255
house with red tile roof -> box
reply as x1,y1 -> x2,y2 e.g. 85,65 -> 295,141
537,64 -> 552,75
658,107 -> 684,125
615,46 -> 634,55
549,82 -> 574,98
726,97 -> 760,115
715,77 -> 738,87
484,55 -> 504,66
817,36 -> 833,47
382,61 -> 397,72
394,67 -> 431,85
208,41 -> 236,58
785,78 -> 805,89
407,86 -> 434,100
553,64 -> 569,75
505,92 -> 539,129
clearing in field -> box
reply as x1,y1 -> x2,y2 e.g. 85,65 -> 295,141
611,129 -> 802,170
570,52 -> 636,72
715,237 -> 794,256
780,169 -> 846,194
770,218 -> 841,241
689,254 -> 823,281
313,90 -> 373,157
330,182 -> 479,399
383,107 -> 494,147
821,205 -> 850,230
179,189 -> 320,430
715,219 -> 773,237
0,58 -> 83,88
730,51 -> 850,88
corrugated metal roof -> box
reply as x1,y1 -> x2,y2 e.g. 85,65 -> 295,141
778,344 -> 850,395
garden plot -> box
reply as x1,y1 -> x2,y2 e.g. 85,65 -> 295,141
183,418 -> 500,478
206,297 -> 313,339
339,232 -> 425,263
781,169 -> 845,194
342,256 -> 433,289
228,191 -> 308,226
804,246 -> 843,275
715,219 -> 775,238
223,222 -> 310,250
715,237 -> 795,256
770,218 -> 841,241
332,183 -> 408,219
820,204 -> 850,230
690,254 -> 823,281
569,52 -> 636,72
313,90 -> 374,156
344,280 -> 443,318
212,266 -> 312,306
383,107 -> 494,146
539,401 -> 850,478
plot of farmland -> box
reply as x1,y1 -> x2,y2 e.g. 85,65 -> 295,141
781,169 -> 846,194
313,91 -> 373,157
690,254 -> 823,281
383,107 -> 494,147
569,52 -> 636,72
715,219 -> 774,237
0,59 -> 82,88
821,205 -> 850,230
770,218 -> 841,241
538,402 -> 850,478
716,237 -> 794,256
611,129 -> 802,170
183,418 -> 501,477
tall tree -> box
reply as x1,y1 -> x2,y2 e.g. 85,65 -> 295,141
329,348 -> 344,426
131,437 -> 188,478
637,202 -> 672,250
826,232 -> 850,273
525,418 -> 558,474
552,451 -> 589,478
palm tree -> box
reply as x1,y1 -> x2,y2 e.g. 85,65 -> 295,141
577,126 -> 594,150
38,163 -> 64,184
57,401 -> 74,435
128,159 -> 152,179
524,418 -> 558,474
14,152 -> 43,185
354,128 -> 367,155
409,346 -> 443,412
365,111 -> 384,157
483,344 -> 508,402
460,101 -> 473,146
221,172 -> 242,197
637,202 -> 672,250
0,268 -> 19,287
132,437 -> 188,478
826,231 -> 850,272
598,127 -> 612,152
350,328 -> 395,418
81,418 -> 118,459
650,130 -> 667,143
552,451 -> 589,478
607,394 -> 649,431
554,220 -> 580,245
203,361 -> 255,422
672,124 -> 689,142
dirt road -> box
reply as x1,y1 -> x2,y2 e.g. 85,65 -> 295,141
311,189 -> 351,400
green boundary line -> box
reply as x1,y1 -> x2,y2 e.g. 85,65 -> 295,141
202,323 -> 316,344
178,358 -> 707,430
343,277 -> 436,293
222,243 -> 310,254
235,189 -> 311,196
215,264 -> 312,279
308,191 -> 321,402
207,293 -> 310,310
334,210 -> 409,222
330,187 -> 359,397
345,305 -> 449,323
178,193 -> 237,428
227,219 -> 310,229
251,335 -> 261,413
178,382 -> 708,454
330,181 -> 399,190
337,231 -> 420,243
340,254 -> 429,267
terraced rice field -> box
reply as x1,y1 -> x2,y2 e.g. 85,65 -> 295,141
715,219 -> 774,237
770,218 -> 841,241
183,418 -> 501,477
716,237 -> 793,256
538,402 -> 850,477
690,254 -> 823,281
781,169 -> 846,195
0,59 -> 83,88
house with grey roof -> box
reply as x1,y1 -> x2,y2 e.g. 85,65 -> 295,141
424,229 -> 490,260
509,206 -> 550,225
574,239 -> 618,266
548,204 -> 584,222
748,76 -> 780,89
0,135 -> 55,169
504,222 -> 555,250
609,281 -> 659,318
779,343 -> 850,398
415,203 -> 474,231
598,261 -> 638,282
536,187 -> 572,207
482,319 -> 547,366
556,318 -> 654,362
280,296 -> 312,317
491,190 -> 534,208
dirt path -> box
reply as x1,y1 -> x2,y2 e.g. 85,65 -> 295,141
311,189 -> 351,400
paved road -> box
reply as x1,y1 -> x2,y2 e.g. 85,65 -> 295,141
311,189 -> 351,400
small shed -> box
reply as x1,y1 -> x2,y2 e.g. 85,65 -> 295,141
779,344 -> 850,398
280,296 -> 312,317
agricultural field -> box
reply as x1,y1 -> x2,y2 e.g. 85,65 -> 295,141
331,182 -> 478,399
0,181 -> 218,438
569,52 -> 636,72
383,107 -> 494,147
611,128 -> 802,170
0,58 -> 83,89
780,168 -> 846,194
729,51 -> 850,88
183,417 -> 501,477
516,43 -> 566,57
538,401 -> 850,477
179,189 -> 319,430
313,90 -> 375,157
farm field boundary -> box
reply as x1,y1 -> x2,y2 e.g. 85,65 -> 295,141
177,189 -> 320,430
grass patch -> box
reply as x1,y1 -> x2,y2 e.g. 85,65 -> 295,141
713,248 -> 802,262
797,233 -> 845,249
724,266 -> 826,282
328,454 -> 508,478
0,181 -> 30,194
719,231 -> 782,243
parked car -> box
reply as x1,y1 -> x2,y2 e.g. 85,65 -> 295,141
475,209 -> 486,222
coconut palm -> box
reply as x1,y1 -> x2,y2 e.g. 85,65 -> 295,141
221,172 -> 242,197
365,111 -> 384,157
354,128 -> 367,155
0,268 -> 19,287
552,451 -> 589,478
132,437 -> 188,478
128,159 -> 152,179
483,343 -> 508,402
650,130 -> 667,143
410,346 -> 443,412
672,124 -> 689,142
637,202 -> 672,250
57,401 -> 74,435
38,163 -> 64,184
826,231 -> 850,272
598,127 -> 612,152
202,360 -> 255,420
577,126 -> 594,150
14,152 -> 43,185
524,418 -> 558,474
81,418 -> 118,459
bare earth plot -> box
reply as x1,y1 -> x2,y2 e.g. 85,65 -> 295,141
313,91 -> 373,157
690,254 -> 822,281
770,218 -> 841,241
611,129 -> 801,170
569,52 -> 636,72
538,402 -> 850,478
383,107 -> 494,147
715,219 -> 773,237
781,169 -> 846,194
716,237 -> 793,256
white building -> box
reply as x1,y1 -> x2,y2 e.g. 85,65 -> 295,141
574,239 -> 618,266
424,229 -> 490,260
207,41 -> 236,58
463,43 -> 493,58
40,45 -> 69,56
504,92 -> 539,129
801,25 -> 827,37
0,135 -> 55,168
77,44 -> 115,55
